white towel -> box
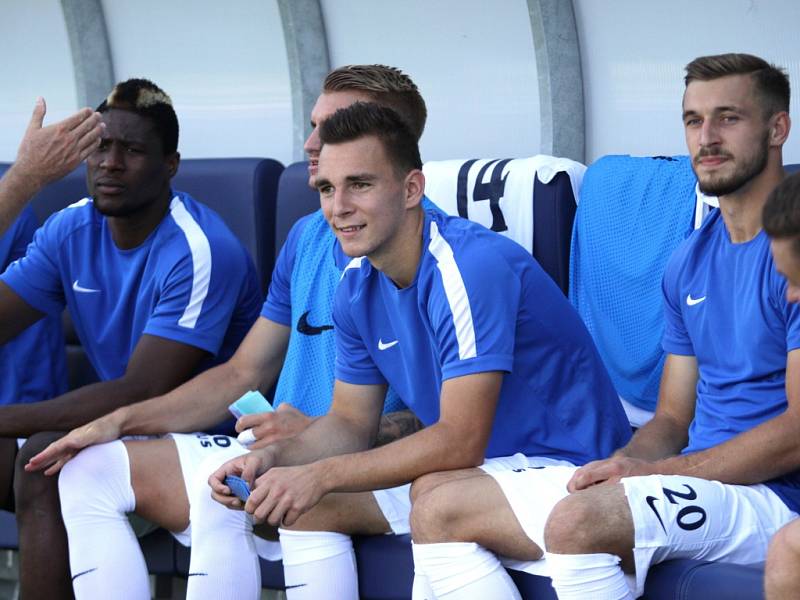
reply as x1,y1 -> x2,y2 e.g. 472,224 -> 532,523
423,155 -> 586,254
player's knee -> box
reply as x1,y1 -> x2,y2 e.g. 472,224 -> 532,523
59,441 -> 131,517
544,492 -> 603,554
409,472 -> 445,504
768,521 -> 800,568
409,483 -> 465,543
14,432 -> 63,512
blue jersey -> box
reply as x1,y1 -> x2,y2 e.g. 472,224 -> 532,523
662,209 -> 800,511
262,209 -> 405,416
334,209 -> 630,463
0,206 -> 68,404
1,192 -> 261,381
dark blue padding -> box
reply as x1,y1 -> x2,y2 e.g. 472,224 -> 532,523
274,161 -> 319,256
0,510 -> 17,549
171,158 -> 283,293
787,163 -> 800,174
532,171 -> 577,295
355,534 -> 415,599
643,559 -> 765,600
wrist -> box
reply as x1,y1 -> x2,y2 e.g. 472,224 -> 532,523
5,162 -> 43,198
313,457 -> 338,494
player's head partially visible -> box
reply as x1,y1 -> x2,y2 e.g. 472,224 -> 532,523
88,78 -> 180,218
304,64 -> 426,185
682,53 -> 790,197
764,172 -> 800,303
315,102 -> 424,275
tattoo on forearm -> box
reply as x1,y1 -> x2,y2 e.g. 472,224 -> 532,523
375,409 -> 423,446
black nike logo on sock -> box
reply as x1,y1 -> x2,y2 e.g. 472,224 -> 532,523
187,573 -> 208,577
285,583 -> 308,589
71,568 -> 98,581
296,310 -> 334,336
645,495 -> 667,533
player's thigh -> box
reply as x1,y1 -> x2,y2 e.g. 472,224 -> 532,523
412,471 -> 543,560
623,475 -> 797,597
288,490 -> 392,535
125,438 -> 188,531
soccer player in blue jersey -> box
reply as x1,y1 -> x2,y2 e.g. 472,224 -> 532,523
539,54 -> 800,600
762,172 -> 800,599
207,101 -> 631,600
28,65 -> 429,599
0,78 -> 262,599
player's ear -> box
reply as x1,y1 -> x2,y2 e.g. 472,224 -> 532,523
404,169 -> 425,209
166,152 -> 180,179
769,112 -> 790,147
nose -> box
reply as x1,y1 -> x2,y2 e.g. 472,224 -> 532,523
99,144 -> 124,170
331,188 -> 353,218
303,127 -> 320,157
699,119 -> 720,149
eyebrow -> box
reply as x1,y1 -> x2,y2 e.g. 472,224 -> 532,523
345,173 -> 377,182
682,105 -> 745,119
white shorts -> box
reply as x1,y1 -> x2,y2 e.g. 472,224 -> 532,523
481,455 -> 577,576
371,453 -> 575,549
623,474 -> 799,597
134,432 -> 245,546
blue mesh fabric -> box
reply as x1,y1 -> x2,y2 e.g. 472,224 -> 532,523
273,211 -> 404,416
569,155 -> 697,411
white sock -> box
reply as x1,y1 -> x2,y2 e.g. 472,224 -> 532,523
411,541 -> 522,599
186,451 -> 261,600
545,552 -> 634,600
279,528 -> 358,600
58,441 -> 149,600
411,542 -> 436,600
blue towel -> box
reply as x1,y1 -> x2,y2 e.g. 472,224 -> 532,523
570,155 -> 697,411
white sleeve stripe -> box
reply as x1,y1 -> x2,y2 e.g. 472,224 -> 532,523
169,196 -> 212,328
427,220 -> 477,360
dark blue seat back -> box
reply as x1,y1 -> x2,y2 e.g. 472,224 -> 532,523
172,158 -> 283,292
275,161 -> 319,256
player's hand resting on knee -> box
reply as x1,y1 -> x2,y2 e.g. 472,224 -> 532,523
236,403 -> 314,449
24,412 -> 124,476
567,455 -> 656,492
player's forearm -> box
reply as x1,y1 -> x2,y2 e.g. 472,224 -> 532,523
0,377 -> 165,436
118,361 -> 257,435
0,165 -> 41,236
374,409 -> 423,446
271,411 -> 375,467
616,412 -> 690,461
651,411 -> 800,484
315,420 -> 484,494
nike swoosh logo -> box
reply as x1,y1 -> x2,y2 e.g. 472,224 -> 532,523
645,495 -> 667,533
187,573 -> 208,577
378,338 -> 399,350
73,280 -> 101,293
285,584 -> 308,589
296,310 -> 334,336
686,294 -> 706,306
72,567 -> 98,581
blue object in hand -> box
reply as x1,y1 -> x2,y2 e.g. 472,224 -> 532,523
228,390 -> 274,419
225,475 -> 251,501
